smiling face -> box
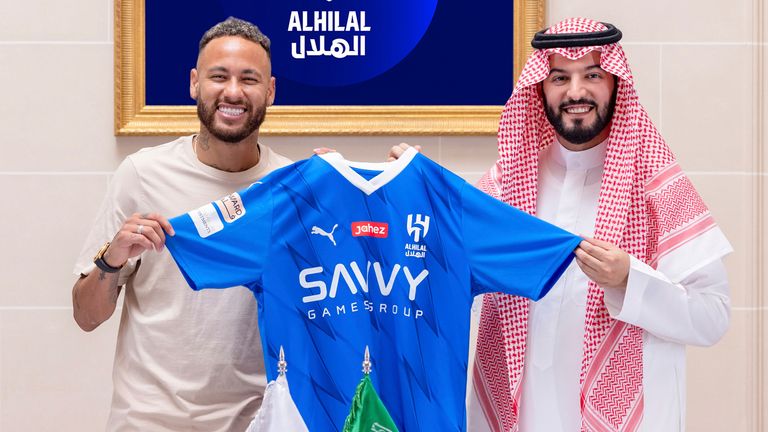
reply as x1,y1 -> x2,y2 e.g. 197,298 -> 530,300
190,36 -> 275,144
541,51 -> 617,151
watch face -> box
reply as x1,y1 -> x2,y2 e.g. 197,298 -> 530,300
94,242 -> 110,261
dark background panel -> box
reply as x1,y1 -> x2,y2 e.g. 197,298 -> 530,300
146,1 -> 513,106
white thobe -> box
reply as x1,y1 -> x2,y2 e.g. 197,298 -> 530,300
515,141 -> 732,432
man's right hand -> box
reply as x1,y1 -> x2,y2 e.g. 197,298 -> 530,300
104,213 -> 175,268
72,212 -> 174,332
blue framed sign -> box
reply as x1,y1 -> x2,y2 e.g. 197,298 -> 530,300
115,0 -> 544,135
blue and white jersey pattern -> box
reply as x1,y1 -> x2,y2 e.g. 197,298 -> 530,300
165,148 -> 581,431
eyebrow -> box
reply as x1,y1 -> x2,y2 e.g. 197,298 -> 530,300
549,64 -> 603,74
207,66 -> 262,76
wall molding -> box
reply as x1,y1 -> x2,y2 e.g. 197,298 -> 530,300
753,0 -> 765,429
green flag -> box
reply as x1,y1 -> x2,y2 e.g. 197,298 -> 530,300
342,375 -> 399,432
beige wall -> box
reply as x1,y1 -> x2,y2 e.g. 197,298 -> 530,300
0,0 -> 764,430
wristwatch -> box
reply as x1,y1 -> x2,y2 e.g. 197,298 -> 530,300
93,242 -> 122,273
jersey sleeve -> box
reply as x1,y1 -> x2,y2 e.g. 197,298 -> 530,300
461,183 -> 581,300
165,181 -> 273,291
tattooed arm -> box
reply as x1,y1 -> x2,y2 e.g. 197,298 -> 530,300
72,267 -> 123,332
72,212 -> 174,331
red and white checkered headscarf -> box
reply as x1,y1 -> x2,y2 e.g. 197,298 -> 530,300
473,17 -> 719,431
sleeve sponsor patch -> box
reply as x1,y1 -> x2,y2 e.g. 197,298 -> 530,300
215,192 -> 246,223
189,203 -> 224,238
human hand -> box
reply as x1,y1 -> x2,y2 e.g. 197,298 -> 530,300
574,237 -> 630,290
313,147 -> 336,155
387,143 -> 422,161
104,213 -> 174,268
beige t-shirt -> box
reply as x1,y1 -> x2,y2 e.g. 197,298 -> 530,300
74,136 -> 292,432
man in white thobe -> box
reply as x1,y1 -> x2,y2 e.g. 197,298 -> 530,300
467,18 -> 732,432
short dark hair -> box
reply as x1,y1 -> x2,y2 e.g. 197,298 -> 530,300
198,17 -> 271,59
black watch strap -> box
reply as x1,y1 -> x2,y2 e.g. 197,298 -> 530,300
93,242 -> 122,273
94,256 -> 122,273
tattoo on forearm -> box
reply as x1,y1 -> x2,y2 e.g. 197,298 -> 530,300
97,270 -> 121,304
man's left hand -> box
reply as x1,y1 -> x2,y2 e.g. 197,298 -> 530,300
388,143 -> 422,161
575,237 -> 630,290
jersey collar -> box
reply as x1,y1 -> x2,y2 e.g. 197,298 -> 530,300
318,147 -> 418,195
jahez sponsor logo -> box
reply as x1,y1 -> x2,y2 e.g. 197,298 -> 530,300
351,221 -> 388,238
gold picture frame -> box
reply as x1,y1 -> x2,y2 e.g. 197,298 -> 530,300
114,0 -> 544,136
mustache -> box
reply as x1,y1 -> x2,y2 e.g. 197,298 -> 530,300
217,96 -> 251,109
559,99 -> 597,111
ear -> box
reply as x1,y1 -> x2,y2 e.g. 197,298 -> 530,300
267,76 -> 276,107
190,68 -> 199,101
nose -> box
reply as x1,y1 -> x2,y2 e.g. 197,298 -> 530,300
222,77 -> 244,101
565,76 -> 588,101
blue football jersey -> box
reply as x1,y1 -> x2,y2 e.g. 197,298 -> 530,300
165,148 -> 581,431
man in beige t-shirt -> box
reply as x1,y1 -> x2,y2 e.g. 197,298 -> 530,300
72,18 -> 291,431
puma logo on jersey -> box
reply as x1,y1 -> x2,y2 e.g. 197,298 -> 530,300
311,224 -> 338,246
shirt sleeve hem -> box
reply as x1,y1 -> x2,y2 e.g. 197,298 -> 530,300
605,255 -> 652,323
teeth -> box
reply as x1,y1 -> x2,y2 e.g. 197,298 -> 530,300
565,106 -> 591,114
219,107 -> 245,116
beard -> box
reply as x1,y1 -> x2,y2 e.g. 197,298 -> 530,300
543,85 -> 617,145
197,97 -> 267,143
